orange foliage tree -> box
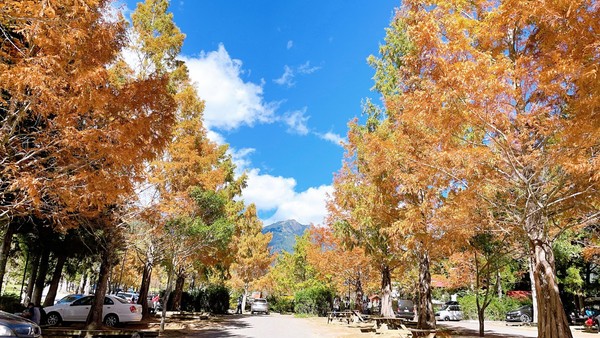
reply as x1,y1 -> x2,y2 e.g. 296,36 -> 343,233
229,205 -> 273,312
0,0 -> 176,296
328,118 -> 408,318
383,1 -> 599,336
125,1 -> 246,327
305,226 -> 377,311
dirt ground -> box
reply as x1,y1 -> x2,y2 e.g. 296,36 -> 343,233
124,314 -> 536,337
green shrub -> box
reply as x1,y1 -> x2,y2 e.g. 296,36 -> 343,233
0,294 -> 24,313
205,284 -> 230,314
458,293 -> 528,320
268,295 -> 294,314
294,286 -> 333,316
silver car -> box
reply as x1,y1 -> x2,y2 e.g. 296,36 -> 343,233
0,311 -> 42,337
251,298 -> 269,315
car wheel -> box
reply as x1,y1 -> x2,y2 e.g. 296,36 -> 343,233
444,316 -> 450,321
520,314 -> 531,323
104,314 -> 119,327
46,312 -> 62,326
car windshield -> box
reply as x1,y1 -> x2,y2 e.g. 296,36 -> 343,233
113,296 -> 129,304
57,295 -> 81,303
254,299 -> 266,304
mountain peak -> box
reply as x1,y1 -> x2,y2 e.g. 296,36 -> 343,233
262,219 -> 310,253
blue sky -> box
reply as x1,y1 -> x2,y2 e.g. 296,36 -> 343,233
121,0 -> 399,226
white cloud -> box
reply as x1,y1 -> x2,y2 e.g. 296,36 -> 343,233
182,44 -> 278,130
242,169 -> 332,226
243,169 -> 297,210
287,40 -> 293,49
273,61 -> 321,88
283,108 -> 310,135
229,147 -> 255,176
274,65 -> 295,87
264,184 -> 333,226
297,61 -> 320,75
316,132 -> 346,147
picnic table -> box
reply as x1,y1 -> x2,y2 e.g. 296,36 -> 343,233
373,316 -> 409,330
327,310 -> 354,324
407,327 -> 437,337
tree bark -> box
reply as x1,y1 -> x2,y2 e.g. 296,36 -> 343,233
160,271 -> 174,333
138,261 -> 153,318
530,238 -> 572,338
76,271 -> 87,295
32,248 -> 50,306
0,223 -> 15,296
528,254 -> 538,323
241,283 -> 248,314
417,250 -> 436,329
355,272 -> 363,311
43,254 -> 66,306
380,265 -> 393,317
172,270 -> 185,311
85,252 -> 111,329
25,250 -> 41,304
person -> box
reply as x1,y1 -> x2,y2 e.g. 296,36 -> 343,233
236,296 -> 242,314
333,297 -> 340,313
22,303 -> 41,324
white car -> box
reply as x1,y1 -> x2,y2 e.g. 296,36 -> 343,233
250,298 -> 269,314
435,303 -> 463,321
45,295 -> 142,327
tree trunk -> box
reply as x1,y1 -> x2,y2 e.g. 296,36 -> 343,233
528,254 -> 538,323
417,250 -> 436,329
0,223 -> 15,296
32,248 -> 50,305
85,252 -> 111,329
530,238 -> 572,338
25,250 -> 41,304
138,261 -> 153,318
160,271 -> 174,333
355,272 -> 363,311
497,270 -> 502,299
477,308 -> 485,337
241,283 -> 249,314
77,272 -> 87,295
172,271 -> 185,311
43,254 -> 66,306
380,265 -> 393,317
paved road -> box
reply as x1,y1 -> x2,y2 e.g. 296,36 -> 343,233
181,313 -> 337,338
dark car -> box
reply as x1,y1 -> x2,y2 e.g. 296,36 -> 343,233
0,311 -> 42,337
506,305 -> 533,323
395,299 -> 415,320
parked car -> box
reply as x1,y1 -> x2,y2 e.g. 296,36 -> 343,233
45,295 -> 142,327
435,302 -> 463,321
395,299 -> 415,320
55,294 -> 85,305
505,304 -> 533,323
115,292 -> 139,304
250,298 -> 269,314
0,310 -> 42,337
